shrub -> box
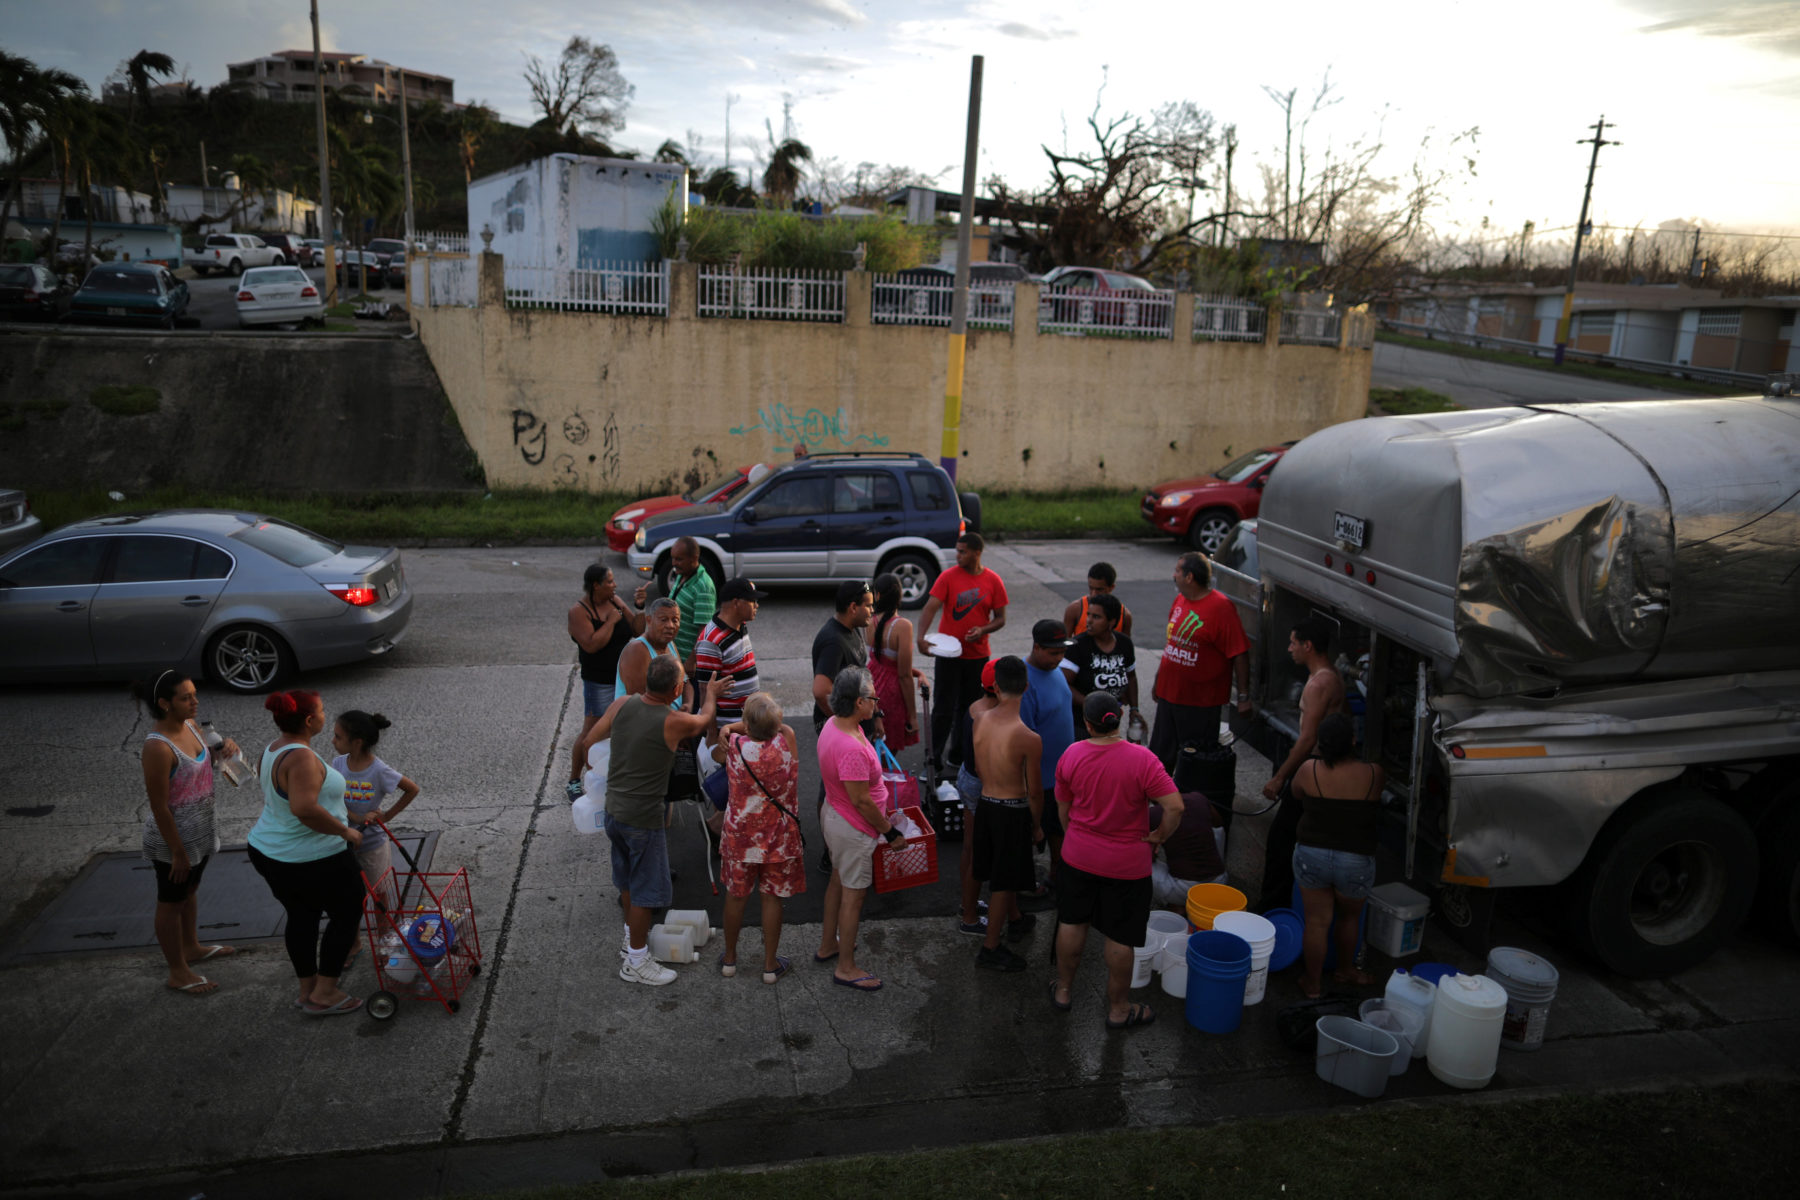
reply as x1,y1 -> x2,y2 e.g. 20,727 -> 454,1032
89,385 -> 161,416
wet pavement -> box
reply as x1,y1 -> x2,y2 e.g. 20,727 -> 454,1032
1,540 -> 1795,1197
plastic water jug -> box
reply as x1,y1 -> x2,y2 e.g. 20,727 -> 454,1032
1384,969 -> 1438,1058
570,789 -> 605,835
663,908 -> 712,948
647,923 -> 696,963
1426,972 -> 1508,1089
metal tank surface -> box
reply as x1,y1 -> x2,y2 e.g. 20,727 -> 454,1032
1257,396 -> 1800,698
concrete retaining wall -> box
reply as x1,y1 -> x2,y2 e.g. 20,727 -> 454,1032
0,331 -> 481,493
413,256 -> 1371,495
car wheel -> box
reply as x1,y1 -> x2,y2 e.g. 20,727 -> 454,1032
1567,786 -> 1758,977
881,551 -> 938,610
229,258 -> 244,276
1188,509 -> 1237,556
205,625 -> 294,694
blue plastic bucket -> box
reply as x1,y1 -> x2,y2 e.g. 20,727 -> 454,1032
1291,881 -> 1368,970
1185,930 -> 1251,1034
404,912 -> 456,966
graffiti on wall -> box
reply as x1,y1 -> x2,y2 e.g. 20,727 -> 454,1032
512,407 -> 624,486
729,403 -> 888,449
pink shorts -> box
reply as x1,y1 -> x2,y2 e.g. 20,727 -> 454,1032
722,856 -> 806,899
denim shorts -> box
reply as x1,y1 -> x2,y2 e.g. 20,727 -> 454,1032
604,812 -> 673,908
1292,844 -> 1376,899
583,680 -> 616,719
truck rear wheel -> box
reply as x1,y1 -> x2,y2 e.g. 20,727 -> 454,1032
1569,787 -> 1757,977
1756,803 -> 1800,947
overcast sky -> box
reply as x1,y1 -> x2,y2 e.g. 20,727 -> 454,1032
9,0 -> 1799,244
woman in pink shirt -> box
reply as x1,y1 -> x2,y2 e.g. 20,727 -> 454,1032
1051,692 -> 1183,1029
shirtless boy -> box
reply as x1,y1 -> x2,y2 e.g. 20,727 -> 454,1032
968,655 -> 1041,973
1257,616 -> 1350,909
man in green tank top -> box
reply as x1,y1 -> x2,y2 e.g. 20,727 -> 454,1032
587,654 -> 728,986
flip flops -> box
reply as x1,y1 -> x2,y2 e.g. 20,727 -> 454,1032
762,956 -> 791,985
1104,1003 -> 1156,1031
1049,979 -> 1072,1012
187,945 -> 237,964
812,951 -> 840,964
831,973 -> 882,993
302,995 -> 364,1016
166,976 -> 216,996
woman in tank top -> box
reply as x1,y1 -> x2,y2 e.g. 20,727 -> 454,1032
567,563 -> 644,798
1291,713 -> 1385,997
135,669 -> 239,995
864,573 -> 920,751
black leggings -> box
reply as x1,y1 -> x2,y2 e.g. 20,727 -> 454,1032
248,845 -> 365,979
931,655 -> 989,768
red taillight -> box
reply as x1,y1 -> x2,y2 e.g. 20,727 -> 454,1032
301,286 -> 317,298
237,291 -> 254,301
21,289 -> 37,301
325,585 -> 379,607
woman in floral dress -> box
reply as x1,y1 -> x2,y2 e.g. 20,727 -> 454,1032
711,692 -> 804,984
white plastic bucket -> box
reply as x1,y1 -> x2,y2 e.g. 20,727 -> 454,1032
1315,1015 -> 1400,1099
1158,940 -> 1188,998
1358,1006 -> 1415,1075
1145,910 -> 1188,957
1212,911 -> 1277,1006
1359,997 -> 1423,1072
1426,973 -> 1508,1089
1485,946 -> 1560,1051
1131,942 -> 1158,988
1365,881 -> 1429,957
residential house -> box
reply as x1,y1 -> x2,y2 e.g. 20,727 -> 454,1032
164,180 -> 324,238
223,51 -> 454,107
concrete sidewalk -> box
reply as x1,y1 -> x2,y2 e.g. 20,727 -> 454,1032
2,540 -> 1797,1196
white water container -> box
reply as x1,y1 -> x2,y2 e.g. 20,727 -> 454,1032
1426,972 -> 1509,1089
662,908 -> 712,948
1131,942 -> 1158,988
570,789 -> 606,835
1145,910 -> 1188,957
1359,998 -> 1424,1072
1365,881 -> 1430,958
1212,911 -> 1277,1005
1158,940 -> 1188,998
647,923 -> 696,963
1384,969 -> 1438,1058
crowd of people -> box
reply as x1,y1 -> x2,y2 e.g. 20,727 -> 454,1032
132,532 -> 1385,1025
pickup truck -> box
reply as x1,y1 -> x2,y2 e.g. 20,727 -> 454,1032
185,233 -> 282,277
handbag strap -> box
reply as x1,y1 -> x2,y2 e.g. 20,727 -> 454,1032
875,738 -> 902,773
733,736 -> 805,844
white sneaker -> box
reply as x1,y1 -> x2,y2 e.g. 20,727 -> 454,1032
619,955 -> 677,986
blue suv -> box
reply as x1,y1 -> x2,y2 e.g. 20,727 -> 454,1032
627,452 -> 978,608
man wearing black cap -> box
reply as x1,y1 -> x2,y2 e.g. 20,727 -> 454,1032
693,577 -> 767,734
1018,619 -> 1078,899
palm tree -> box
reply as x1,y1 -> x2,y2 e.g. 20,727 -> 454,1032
123,49 -> 176,123
454,103 -> 496,185
761,138 -> 812,209
326,126 -> 401,288
0,51 -> 89,248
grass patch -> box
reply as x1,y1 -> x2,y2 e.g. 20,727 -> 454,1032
982,488 -> 1149,538
1376,330 -> 1739,396
455,1079 -> 1798,1199
88,385 -> 161,416
0,397 -> 69,431
1369,385 -> 1460,415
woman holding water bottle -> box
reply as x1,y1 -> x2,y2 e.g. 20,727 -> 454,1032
134,669 -> 240,996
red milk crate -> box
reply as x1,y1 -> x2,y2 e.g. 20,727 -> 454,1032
871,805 -> 938,893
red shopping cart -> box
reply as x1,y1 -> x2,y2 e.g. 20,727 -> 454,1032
359,816 -> 483,1019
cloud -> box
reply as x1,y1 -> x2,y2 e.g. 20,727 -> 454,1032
997,22 -> 1075,41
1626,0 -> 1800,57
774,52 -> 864,73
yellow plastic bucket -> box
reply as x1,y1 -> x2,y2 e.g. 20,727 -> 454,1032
1186,882 -> 1247,931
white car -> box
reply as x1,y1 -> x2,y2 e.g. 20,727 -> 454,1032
235,266 -> 324,328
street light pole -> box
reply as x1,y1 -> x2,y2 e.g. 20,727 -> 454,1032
940,55 -> 982,482
398,68 -> 415,315
311,0 -> 337,307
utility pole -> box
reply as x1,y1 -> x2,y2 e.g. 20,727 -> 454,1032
399,67 -> 415,316
199,141 -> 209,192
1553,116 -> 1618,366
312,0 -> 337,307
940,55 -> 983,482
724,92 -> 738,181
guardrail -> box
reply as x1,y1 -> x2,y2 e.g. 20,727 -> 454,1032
504,261 -> 668,316
1380,320 -> 1769,389
1192,294 -> 1267,343
698,265 -> 844,322
869,274 -> 1014,329
1038,286 -> 1176,339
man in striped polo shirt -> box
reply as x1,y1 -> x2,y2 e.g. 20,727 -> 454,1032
693,577 -> 768,732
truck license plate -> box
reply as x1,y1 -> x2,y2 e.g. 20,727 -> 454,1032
1334,511 -> 1368,548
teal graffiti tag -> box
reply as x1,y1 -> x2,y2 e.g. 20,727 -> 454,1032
729,404 -> 889,449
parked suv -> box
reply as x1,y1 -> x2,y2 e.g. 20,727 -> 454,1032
627,452 -> 978,608
258,233 -> 307,266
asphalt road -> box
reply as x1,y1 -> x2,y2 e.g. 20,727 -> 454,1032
1,538 -> 1794,1195
1370,339 -> 1702,408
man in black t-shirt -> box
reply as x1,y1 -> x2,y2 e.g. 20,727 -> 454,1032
1061,592 -> 1140,736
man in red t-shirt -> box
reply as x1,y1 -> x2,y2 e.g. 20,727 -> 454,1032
1149,551 -> 1250,773
916,532 -> 1008,778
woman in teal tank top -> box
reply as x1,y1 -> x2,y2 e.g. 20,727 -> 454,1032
246,688 -> 369,1016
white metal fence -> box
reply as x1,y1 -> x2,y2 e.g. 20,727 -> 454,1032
425,255 -> 477,308
869,274 -> 1015,329
1038,286 -> 1176,338
1192,295 -> 1268,343
697,265 -> 844,321
504,261 -> 668,316
1343,308 -> 1376,350
414,230 -> 469,255
1279,308 -> 1342,346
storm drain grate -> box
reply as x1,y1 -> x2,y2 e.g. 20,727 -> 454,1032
4,834 -> 438,962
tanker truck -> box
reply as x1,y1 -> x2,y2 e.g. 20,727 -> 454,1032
1224,390 -> 1800,977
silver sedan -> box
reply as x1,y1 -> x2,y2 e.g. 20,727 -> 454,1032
0,510 -> 412,693
236,265 -> 325,328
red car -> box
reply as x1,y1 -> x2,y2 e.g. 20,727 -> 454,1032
604,464 -> 769,552
1141,443 -> 1293,554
